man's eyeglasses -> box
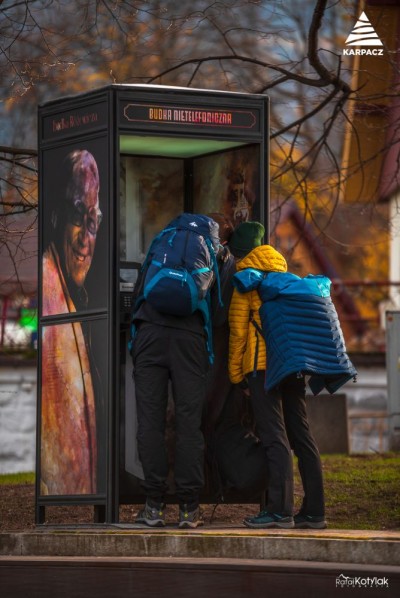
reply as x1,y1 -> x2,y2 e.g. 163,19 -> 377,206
67,200 -> 102,235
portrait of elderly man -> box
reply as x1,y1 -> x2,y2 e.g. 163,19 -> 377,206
41,149 -> 103,496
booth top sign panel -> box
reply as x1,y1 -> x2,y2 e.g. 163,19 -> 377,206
39,86 -> 266,143
120,101 -> 261,134
117,84 -> 265,136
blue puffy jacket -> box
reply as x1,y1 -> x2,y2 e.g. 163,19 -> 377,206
232,270 -> 357,395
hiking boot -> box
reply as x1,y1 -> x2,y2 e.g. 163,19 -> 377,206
243,510 -> 294,529
179,504 -> 204,529
136,501 -> 166,527
294,513 -> 327,529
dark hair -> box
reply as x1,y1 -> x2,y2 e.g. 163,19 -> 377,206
207,212 -> 234,245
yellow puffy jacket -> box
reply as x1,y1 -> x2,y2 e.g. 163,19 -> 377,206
228,244 -> 287,384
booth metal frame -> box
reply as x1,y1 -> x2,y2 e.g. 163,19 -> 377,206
37,84 -> 269,524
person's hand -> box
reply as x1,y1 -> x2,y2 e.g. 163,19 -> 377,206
238,378 -> 250,397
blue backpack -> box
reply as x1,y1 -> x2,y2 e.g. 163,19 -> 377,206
131,213 -> 222,362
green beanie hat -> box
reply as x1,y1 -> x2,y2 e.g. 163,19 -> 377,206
229,221 -> 265,258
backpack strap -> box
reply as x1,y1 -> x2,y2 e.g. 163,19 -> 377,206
249,310 -> 263,377
192,267 -> 211,275
205,238 -> 223,308
198,295 -> 215,365
128,322 -> 137,355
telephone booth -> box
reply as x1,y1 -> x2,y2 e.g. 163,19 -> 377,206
36,84 -> 269,523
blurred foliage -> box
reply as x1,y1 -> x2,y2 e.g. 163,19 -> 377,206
0,0 -> 399,348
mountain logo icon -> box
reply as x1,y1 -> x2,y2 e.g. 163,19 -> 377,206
345,12 -> 383,46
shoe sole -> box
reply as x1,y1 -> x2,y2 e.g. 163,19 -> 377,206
179,521 -> 204,529
244,520 -> 294,529
295,521 -> 327,529
136,519 -> 166,527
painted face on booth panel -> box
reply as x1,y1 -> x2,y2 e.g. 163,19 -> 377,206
63,186 -> 101,288
232,182 -> 246,207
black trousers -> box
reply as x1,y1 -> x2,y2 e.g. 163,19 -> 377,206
248,372 -> 325,517
132,322 -> 209,508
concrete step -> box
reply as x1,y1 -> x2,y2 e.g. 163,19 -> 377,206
1,526 -> 400,566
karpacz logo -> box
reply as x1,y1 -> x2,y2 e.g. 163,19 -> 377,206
343,11 -> 384,56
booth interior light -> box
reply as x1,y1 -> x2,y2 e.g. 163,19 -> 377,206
119,135 -> 246,158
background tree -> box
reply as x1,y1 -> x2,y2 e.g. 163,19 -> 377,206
0,0 -> 355,210
0,0 -> 398,347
